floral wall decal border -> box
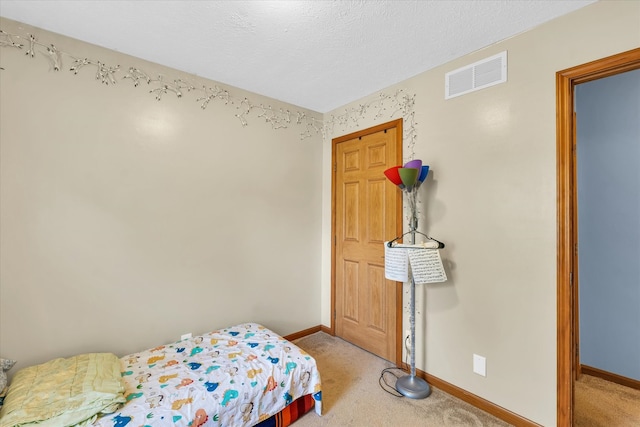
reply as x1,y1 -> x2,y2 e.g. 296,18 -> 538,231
0,28 -> 323,140
1,26 -> 417,150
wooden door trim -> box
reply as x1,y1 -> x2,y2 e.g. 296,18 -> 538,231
556,47 -> 640,427
331,118 -> 403,364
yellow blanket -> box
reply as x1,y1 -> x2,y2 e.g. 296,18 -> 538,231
0,353 -> 125,427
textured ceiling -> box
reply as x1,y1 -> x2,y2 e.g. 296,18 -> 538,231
0,0 -> 596,112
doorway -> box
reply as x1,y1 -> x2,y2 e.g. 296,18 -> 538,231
331,119 -> 403,363
556,47 -> 640,426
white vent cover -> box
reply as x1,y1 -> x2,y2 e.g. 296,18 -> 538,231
445,51 -> 507,99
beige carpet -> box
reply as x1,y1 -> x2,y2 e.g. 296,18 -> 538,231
575,374 -> 640,426
292,332 -> 511,427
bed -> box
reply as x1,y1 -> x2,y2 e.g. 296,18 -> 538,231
0,323 -> 322,427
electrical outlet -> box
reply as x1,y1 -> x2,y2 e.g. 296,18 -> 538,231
473,354 -> 486,377
181,332 -> 192,340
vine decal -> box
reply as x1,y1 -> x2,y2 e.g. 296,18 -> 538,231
1,26 -> 417,147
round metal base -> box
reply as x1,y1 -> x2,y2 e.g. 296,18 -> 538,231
396,375 -> 431,399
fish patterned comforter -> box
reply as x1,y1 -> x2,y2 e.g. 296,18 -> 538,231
93,323 -> 322,427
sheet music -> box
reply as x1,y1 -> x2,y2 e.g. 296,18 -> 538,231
407,248 -> 447,284
384,242 -> 408,281
384,241 -> 447,284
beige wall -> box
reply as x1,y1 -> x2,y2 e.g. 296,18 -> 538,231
321,1 -> 639,425
0,18 -> 323,372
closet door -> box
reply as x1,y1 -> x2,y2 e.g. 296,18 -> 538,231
333,120 -> 402,362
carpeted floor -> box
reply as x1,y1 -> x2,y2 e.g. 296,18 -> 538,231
292,332 -> 512,427
575,374 -> 640,426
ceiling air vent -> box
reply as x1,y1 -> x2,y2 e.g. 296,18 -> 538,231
445,51 -> 507,99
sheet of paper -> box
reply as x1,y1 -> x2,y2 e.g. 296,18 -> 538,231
407,248 -> 447,284
384,242 -> 408,281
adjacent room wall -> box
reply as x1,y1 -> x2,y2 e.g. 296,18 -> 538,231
320,1 -> 640,425
577,69 -> 640,381
0,17 -> 323,372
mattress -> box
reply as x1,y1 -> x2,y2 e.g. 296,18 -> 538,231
92,323 -> 322,426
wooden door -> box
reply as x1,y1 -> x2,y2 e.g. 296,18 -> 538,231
556,47 -> 640,427
332,119 -> 402,362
